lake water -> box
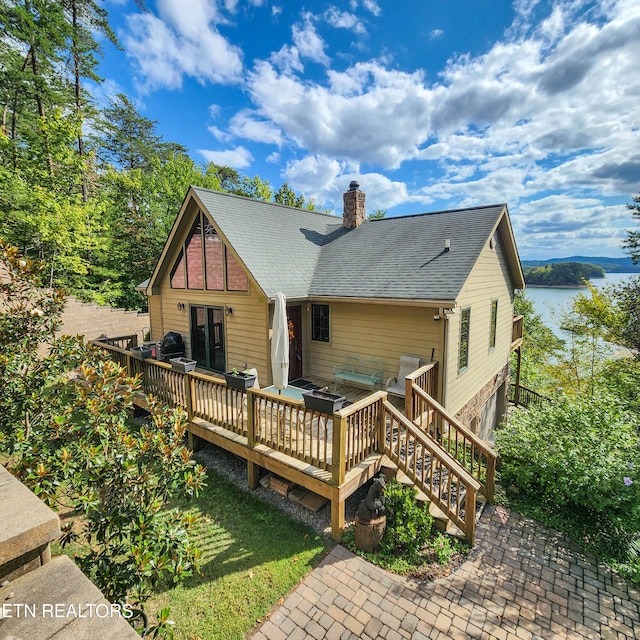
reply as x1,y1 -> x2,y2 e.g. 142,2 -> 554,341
525,273 -> 637,337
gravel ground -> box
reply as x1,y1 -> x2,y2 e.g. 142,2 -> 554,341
194,442 -> 370,537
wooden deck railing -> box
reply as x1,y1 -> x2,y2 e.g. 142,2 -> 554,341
96,334 -> 138,350
92,340 -> 385,481
404,362 -> 438,416
408,385 -> 496,502
382,400 -> 481,543
509,383 -> 550,409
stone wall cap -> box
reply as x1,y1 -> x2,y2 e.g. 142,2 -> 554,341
0,466 -> 60,566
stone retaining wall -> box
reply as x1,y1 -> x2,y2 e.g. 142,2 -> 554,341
59,297 -> 149,342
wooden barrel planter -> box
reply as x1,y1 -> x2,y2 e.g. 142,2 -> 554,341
354,514 -> 386,554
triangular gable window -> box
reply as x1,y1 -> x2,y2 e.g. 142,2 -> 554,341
169,210 -> 248,292
170,249 -> 185,289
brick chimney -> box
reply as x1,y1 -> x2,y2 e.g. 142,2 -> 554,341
343,181 -> 366,229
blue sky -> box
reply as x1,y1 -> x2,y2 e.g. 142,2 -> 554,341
96,0 -> 640,259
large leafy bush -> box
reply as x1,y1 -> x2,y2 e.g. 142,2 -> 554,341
0,242 -> 206,613
380,478 -> 433,562
496,395 -> 639,523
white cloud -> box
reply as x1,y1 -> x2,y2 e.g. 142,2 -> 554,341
248,61 -> 432,168
122,0 -> 243,92
429,29 -> 443,40
361,0 -> 381,17
270,44 -> 304,74
292,18 -> 330,66
207,125 -> 233,143
229,110 -> 283,145
198,146 -> 254,167
325,7 -> 366,34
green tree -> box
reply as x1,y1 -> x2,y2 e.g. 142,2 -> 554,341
94,93 -> 186,171
0,243 -> 206,611
622,193 -> 640,264
550,284 -> 618,396
511,291 -> 563,391
368,208 -> 387,220
609,275 -> 640,357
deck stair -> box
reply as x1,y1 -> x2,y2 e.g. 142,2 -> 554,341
379,456 -> 487,540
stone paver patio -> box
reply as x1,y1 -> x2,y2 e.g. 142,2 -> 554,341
252,505 -> 640,640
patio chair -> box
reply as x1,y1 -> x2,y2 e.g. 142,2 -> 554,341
384,356 -> 421,398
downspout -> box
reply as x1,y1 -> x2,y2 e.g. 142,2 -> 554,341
441,310 -> 449,408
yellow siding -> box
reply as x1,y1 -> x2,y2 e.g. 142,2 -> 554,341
148,295 -> 163,341
446,222 -> 514,414
305,302 -> 443,387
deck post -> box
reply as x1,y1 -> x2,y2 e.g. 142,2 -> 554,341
184,373 -> 194,421
377,395 -> 387,452
331,498 -> 345,542
332,413 -> 347,487
404,377 -> 413,420
463,485 -> 477,545
184,373 -> 199,451
514,346 -> 522,406
246,390 -> 259,490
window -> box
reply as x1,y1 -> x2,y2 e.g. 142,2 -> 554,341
226,249 -> 248,291
185,217 -> 203,289
204,219 -> 224,290
311,304 -> 330,342
170,249 -> 185,289
459,307 -> 471,371
489,300 -> 498,349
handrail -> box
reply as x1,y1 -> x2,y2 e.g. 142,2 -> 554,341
509,382 -> 550,408
382,400 -> 480,543
410,385 -> 496,502
94,333 -> 138,349
404,362 -> 438,417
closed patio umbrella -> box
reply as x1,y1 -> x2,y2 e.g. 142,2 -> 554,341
271,292 -> 289,392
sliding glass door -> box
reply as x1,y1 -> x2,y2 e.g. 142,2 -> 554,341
190,306 -> 225,372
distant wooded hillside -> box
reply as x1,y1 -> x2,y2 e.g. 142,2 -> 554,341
523,262 -> 606,286
522,256 -> 640,273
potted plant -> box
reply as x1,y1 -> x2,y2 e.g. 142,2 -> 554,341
302,389 -> 346,414
224,368 -> 257,390
169,357 -> 197,373
130,346 -> 152,360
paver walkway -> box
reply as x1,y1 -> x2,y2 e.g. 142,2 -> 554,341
253,505 -> 640,640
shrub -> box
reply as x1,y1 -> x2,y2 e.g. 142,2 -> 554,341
496,394 -> 640,526
380,478 -> 433,562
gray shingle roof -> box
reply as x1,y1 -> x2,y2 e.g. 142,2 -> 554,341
191,187 -> 506,302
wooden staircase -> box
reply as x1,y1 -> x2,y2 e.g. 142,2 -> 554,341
381,392 -> 496,544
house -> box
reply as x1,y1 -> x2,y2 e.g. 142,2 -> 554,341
143,181 -> 524,440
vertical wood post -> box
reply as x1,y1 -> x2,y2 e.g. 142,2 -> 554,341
464,485 -> 477,545
485,454 -> 495,504
331,499 -> 345,542
515,346 -> 522,406
332,413 -> 347,487
405,377 -> 413,421
184,372 -> 194,421
247,389 -> 259,490
377,395 -> 387,453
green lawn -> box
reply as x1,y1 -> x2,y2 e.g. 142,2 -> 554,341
55,470 -> 332,640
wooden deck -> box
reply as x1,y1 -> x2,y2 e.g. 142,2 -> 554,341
91,338 -> 487,544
